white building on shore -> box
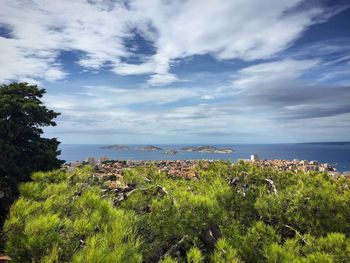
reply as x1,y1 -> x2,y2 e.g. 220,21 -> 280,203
251,154 -> 259,162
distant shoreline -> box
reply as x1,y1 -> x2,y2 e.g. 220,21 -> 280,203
62,141 -> 350,146
59,143 -> 350,172
297,141 -> 350,146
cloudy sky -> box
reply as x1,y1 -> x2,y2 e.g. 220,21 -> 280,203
1,0 -> 349,144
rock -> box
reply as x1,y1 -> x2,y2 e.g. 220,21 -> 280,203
164,150 -> 178,155
0,254 -> 11,262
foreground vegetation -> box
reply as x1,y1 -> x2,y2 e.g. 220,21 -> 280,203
4,162 -> 350,262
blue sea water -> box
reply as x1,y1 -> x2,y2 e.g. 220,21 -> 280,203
59,144 -> 350,172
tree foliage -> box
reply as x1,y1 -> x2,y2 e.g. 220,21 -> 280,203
4,162 -> 350,262
0,82 -> 63,183
0,82 -> 63,246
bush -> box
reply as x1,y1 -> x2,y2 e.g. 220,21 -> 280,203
4,162 -> 350,262
4,167 -> 141,262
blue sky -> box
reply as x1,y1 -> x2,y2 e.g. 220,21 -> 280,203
0,0 -> 349,144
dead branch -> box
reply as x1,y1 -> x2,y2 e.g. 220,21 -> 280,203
228,176 -> 240,186
144,177 -> 152,183
283,224 -> 307,245
264,178 -> 277,194
156,184 -> 168,195
113,184 -> 168,205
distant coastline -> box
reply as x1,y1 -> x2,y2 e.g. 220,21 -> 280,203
60,143 -> 350,172
297,141 -> 350,146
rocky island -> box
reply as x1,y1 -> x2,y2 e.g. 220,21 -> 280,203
181,145 -> 234,153
101,144 -> 129,150
139,145 -> 163,151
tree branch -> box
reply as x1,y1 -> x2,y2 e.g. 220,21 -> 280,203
264,178 -> 277,194
159,235 -> 189,262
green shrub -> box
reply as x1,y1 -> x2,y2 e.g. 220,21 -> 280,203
4,167 -> 141,262
4,163 -> 350,262
187,247 -> 203,263
211,239 -> 240,263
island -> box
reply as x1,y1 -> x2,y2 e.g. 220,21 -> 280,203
181,145 -> 234,153
140,145 -> 163,151
101,144 -> 129,150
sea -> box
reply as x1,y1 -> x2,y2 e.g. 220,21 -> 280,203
59,143 -> 350,172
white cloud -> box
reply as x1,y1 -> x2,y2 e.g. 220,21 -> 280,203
45,85 -> 200,112
232,59 -> 319,88
201,95 -> 215,100
45,92 -> 260,141
0,38 -> 63,83
0,0 -> 129,82
125,0 -> 344,84
48,88 -> 350,144
44,68 -> 68,81
148,73 -> 178,85
42,67 -> 350,143
0,0 -> 346,84
230,58 -> 350,121
112,61 -> 155,75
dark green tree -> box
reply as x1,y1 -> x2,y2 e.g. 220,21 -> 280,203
0,82 -> 63,242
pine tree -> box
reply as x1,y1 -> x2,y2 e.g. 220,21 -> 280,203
0,82 -> 63,244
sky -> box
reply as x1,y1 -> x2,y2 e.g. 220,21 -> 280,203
0,0 -> 350,144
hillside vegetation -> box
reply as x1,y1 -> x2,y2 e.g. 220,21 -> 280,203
4,161 -> 350,262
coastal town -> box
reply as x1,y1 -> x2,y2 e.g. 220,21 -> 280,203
77,145 -> 347,178
62,154 -> 349,180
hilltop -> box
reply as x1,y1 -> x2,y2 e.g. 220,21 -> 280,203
3,161 -> 350,262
